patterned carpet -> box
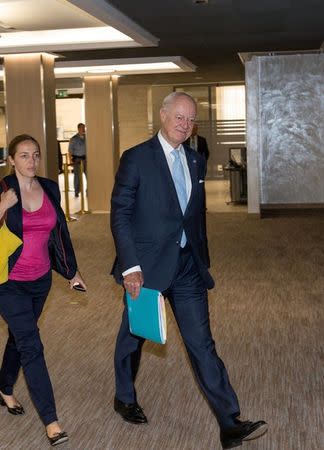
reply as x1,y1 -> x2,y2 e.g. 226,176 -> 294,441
0,212 -> 323,450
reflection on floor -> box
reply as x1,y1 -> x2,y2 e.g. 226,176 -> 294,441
58,172 -> 88,216
58,175 -> 247,215
205,179 -> 247,213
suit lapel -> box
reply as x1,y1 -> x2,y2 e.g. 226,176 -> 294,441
151,136 -> 200,216
151,135 -> 183,215
184,146 -> 199,214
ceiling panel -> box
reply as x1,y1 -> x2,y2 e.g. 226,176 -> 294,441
0,0 -> 104,30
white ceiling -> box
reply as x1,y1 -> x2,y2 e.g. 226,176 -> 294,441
0,0 -> 158,52
0,0 -> 104,30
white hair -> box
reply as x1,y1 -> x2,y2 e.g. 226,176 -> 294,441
161,92 -> 196,110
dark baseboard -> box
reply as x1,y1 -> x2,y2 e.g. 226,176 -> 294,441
260,204 -> 324,218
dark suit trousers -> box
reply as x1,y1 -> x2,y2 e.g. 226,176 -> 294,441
0,271 -> 57,425
114,246 -> 240,429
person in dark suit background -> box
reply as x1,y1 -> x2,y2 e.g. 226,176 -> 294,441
110,92 -> 267,449
185,123 -> 210,160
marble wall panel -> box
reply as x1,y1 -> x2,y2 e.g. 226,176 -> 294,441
260,54 -> 324,204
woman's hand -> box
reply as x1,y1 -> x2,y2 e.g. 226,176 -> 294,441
0,189 -> 18,219
69,270 -> 87,291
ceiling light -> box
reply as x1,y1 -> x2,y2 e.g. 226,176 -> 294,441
0,57 -> 196,79
55,57 -> 196,77
55,62 -> 181,77
0,26 -> 136,53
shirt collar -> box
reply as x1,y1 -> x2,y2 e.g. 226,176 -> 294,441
158,130 -> 184,157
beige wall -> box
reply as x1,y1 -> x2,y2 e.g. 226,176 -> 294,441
118,85 -> 174,154
118,85 -> 151,154
151,86 -> 173,134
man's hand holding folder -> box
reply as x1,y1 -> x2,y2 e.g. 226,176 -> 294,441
123,271 -> 143,299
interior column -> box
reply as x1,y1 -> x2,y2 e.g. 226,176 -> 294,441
84,75 -> 119,212
4,53 -> 57,180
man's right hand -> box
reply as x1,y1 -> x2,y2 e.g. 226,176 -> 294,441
123,271 -> 144,300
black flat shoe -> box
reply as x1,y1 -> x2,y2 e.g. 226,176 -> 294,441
47,431 -> 69,446
0,396 -> 25,415
114,397 -> 148,424
220,419 -> 268,449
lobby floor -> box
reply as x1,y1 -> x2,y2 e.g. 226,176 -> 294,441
1,211 -> 322,449
205,179 -> 247,213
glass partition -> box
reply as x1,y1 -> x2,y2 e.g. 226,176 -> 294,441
176,84 -> 246,179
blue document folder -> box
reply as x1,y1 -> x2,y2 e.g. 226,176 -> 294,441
126,287 -> 167,344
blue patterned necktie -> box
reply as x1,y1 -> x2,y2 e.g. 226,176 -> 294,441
171,149 -> 187,247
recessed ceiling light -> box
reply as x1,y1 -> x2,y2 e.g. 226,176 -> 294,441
0,57 -> 196,78
55,62 -> 181,77
54,57 -> 196,77
0,27 -> 133,53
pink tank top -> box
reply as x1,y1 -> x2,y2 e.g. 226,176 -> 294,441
9,193 -> 57,281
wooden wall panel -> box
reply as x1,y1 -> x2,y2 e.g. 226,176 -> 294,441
4,53 -> 57,179
42,54 -> 58,181
84,75 -> 118,212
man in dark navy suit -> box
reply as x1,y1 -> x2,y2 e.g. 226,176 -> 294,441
185,123 -> 210,161
110,92 -> 267,449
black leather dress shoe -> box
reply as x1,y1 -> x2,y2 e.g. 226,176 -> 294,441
220,419 -> 268,449
114,397 -> 148,424
0,396 -> 25,415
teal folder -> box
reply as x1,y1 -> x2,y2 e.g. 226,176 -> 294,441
126,287 -> 167,344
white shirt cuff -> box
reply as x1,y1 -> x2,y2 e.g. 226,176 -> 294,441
122,265 -> 142,277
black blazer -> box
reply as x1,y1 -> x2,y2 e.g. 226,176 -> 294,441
185,135 -> 210,160
0,174 -> 77,279
110,135 -> 214,292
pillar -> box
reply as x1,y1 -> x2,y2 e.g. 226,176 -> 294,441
4,53 -> 57,180
84,75 -> 119,212
245,53 -> 324,214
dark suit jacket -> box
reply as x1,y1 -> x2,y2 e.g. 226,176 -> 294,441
185,135 -> 210,160
110,135 -> 214,292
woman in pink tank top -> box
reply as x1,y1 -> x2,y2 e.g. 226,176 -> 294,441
0,134 -> 86,446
